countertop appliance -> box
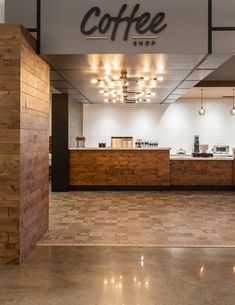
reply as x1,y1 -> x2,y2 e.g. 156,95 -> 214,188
98,142 -> 106,148
111,137 -> 133,149
192,152 -> 213,158
213,145 -> 229,155
135,139 -> 158,148
193,135 -> 200,153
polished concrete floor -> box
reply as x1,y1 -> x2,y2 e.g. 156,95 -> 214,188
0,246 -> 235,305
39,191 -> 235,246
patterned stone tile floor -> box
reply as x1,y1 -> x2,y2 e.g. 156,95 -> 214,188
38,191 -> 235,246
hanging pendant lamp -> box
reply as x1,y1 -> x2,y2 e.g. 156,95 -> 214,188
198,89 -> 206,116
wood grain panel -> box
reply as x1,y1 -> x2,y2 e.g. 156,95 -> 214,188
0,25 -> 49,264
70,150 -> 171,186
171,160 -> 234,186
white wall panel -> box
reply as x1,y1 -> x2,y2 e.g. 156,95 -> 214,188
68,97 -> 83,148
213,0 -> 235,27
0,0 -> 4,23
83,101 -> 235,155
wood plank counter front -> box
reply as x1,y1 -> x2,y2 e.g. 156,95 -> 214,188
170,157 -> 234,187
69,148 -> 171,188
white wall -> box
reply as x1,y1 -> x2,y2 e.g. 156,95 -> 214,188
68,97 -> 83,148
83,100 -> 235,155
0,0 -> 4,22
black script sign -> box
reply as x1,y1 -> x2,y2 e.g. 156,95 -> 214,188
80,4 -> 167,41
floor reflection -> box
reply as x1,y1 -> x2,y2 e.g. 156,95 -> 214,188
0,246 -> 234,305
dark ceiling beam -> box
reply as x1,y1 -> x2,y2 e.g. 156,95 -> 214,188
196,81 -> 235,87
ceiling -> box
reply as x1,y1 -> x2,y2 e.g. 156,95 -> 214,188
181,87 -> 235,100
180,55 -> 235,100
43,53 -> 231,104
205,56 -> 235,81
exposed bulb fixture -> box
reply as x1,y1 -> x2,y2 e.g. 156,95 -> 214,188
231,89 -> 235,116
91,79 -> 98,84
198,89 -> 206,116
91,70 -> 160,104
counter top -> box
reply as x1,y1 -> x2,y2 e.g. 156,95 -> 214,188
171,155 -> 234,161
70,147 -> 171,151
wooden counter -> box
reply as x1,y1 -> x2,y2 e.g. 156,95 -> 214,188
69,148 -> 171,189
170,157 -> 234,187
69,149 -> 235,190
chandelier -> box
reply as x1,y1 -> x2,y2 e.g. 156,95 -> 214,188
91,71 -> 164,103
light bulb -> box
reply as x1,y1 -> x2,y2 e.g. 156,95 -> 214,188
99,90 -> 104,94
231,107 -> 235,116
104,99 -> 109,103
113,75 -> 120,80
157,63 -> 164,73
199,107 -> 206,116
144,76 -> 150,81
146,99 -> 151,102
158,76 -> 164,81
91,79 -> 98,84
151,92 -> 156,97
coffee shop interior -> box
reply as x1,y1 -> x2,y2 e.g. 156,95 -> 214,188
1,1 -> 235,304
41,52 -> 235,247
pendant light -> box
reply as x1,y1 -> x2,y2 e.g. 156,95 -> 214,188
198,89 -> 206,116
231,89 -> 235,116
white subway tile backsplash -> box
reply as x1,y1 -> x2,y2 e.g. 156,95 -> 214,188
83,100 -> 235,154
68,97 -> 83,148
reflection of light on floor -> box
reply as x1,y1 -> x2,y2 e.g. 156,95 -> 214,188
140,255 -> 144,267
103,273 -> 150,292
199,265 -> 204,278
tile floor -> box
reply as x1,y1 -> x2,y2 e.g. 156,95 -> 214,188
39,191 -> 235,246
0,246 -> 235,305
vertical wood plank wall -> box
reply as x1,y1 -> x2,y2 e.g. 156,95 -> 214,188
0,24 -> 50,264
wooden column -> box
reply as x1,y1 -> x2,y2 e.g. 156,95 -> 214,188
0,24 -> 50,264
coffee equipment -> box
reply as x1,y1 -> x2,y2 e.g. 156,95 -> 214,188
193,135 -> 200,153
111,137 -> 133,149
98,142 -> 106,148
192,136 -> 213,157
135,139 -> 158,148
213,145 -> 229,155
